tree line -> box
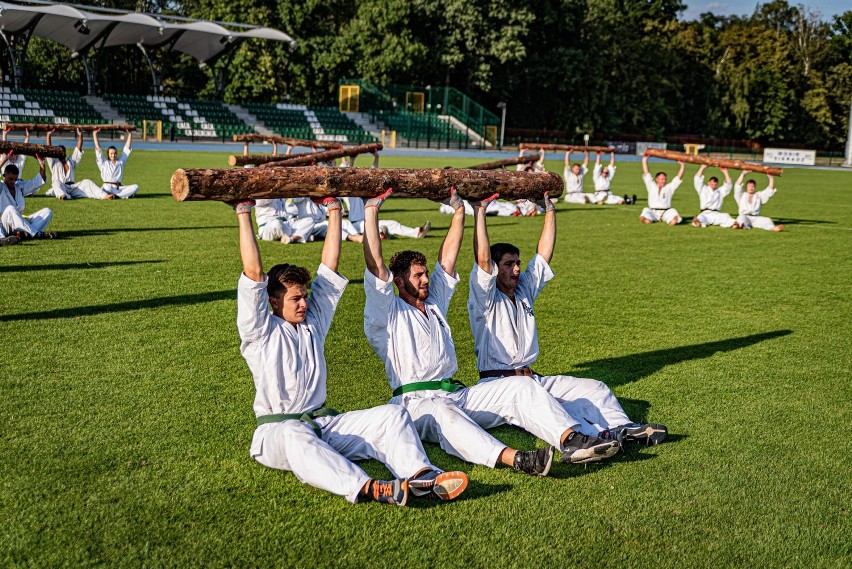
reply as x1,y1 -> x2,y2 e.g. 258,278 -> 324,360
11,0 -> 852,148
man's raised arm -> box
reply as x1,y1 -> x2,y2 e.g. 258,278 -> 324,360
472,194 -> 500,271
363,189 -> 393,281
437,188 -> 466,276
235,200 -> 263,282
317,198 -> 342,273
536,192 -> 556,264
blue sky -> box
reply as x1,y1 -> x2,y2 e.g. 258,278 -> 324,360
681,1 -> 850,21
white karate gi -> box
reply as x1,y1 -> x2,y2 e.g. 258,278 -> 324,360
238,267 -> 433,503
468,256 -> 630,436
640,172 -> 682,223
693,175 -> 735,228
735,184 -> 778,230
45,149 -> 109,200
342,197 -> 421,239
592,165 -> 623,204
95,148 -> 139,198
254,198 -> 316,242
1,154 -> 25,174
0,174 -> 51,237
563,165 -> 594,203
364,263 -> 578,467
439,200 -> 515,216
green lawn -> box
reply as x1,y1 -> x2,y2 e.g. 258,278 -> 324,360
1,151 -> 850,567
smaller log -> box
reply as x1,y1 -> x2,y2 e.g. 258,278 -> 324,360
229,152 -> 315,167
252,143 -> 383,168
3,123 -> 136,132
466,153 -> 542,171
643,148 -> 783,176
232,133 -> 342,149
0,141 -> 65,159
519,143 -> 615,152
171,166 -> 563,203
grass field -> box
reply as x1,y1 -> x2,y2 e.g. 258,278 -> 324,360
1,150 -> 850,567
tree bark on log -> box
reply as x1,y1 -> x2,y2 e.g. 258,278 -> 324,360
3,123 -> 136,132
232,133 -> 343,149
465,153 -> 542,170
0,141 -> 66,159
246,143 -> 383,168
171,166 -> 563,202
519,143 -> 615,152
643,148 -> 783,176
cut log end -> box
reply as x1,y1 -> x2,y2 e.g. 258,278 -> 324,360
170,169 -> 190,202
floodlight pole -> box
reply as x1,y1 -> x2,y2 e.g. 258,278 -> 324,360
845,94 -> 852,167
497,102 -> 507,150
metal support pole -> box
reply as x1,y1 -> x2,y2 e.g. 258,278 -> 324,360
845,93 -> 852,167
497,102 -> 507,150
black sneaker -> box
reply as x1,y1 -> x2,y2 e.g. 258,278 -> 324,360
513,446 -> 555,476
35,231 -> 58,239
632,194 -> 638,205
408,469 -> 469,501
364,478 -> 408,506
623,194 -> 630,204
620,423 -> 668,446
598,427 -> 625,445
561,432 -> 620,464
0,235 -> 19,246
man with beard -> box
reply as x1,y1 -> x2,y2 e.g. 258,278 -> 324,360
362,188 -> 620,475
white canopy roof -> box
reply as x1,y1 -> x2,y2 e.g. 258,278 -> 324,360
0,1 -> 295,63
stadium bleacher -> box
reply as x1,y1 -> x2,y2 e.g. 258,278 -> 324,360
103,94 -> 253,138
0,87 -> 105,125
376,110 -> 467,144
244,102 -> 377,144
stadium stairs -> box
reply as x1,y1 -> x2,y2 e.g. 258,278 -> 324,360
243,102 -> 377,144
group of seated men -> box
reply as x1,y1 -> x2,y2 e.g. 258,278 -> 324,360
231,177 -> 668,506
0,126 -> 138,246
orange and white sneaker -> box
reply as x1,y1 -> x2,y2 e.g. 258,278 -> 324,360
408,469 -> 468,501
366,478 -> 409,506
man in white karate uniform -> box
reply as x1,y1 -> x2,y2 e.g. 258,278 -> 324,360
93,128 -> 139,198
0,158 -> 54,241
591,151 -> 625,205
1,126 -> 29,175
340,153 -> 430,242
563,149 -> 593,204
44,128 -> 112,200
692,165 -> 738,229
232,196 -> 467,506
640,153 -> 685,225
468,191 -> 668,446
362,188 -> 620,474
253,198 -> 309,244
734,171 -> 784,232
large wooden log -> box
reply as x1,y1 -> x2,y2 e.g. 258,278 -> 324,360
246,143 -> 383,168
232,133 -> 343,149
466,153 -> 542,170
519,143 -> 615,152
644,148 -> 783,176
171,166 -> 563,202
0,141 -> 65,159
3,123 -> 136,132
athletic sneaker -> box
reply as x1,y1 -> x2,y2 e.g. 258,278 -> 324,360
620,423 -> 668,446
35,231 -> 57,239
366,478 -> 408,506
408,469 -> 468,501
0,235 -> 19,246
513,446 -> 555,476
632,194 -> 638,205
417,220 -> 431,239
561,432 -> 620,464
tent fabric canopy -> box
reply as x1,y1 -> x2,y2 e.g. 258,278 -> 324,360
0,1 -> 295,63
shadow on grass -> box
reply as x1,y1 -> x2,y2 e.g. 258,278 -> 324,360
0,289 -> 236,322
57,225 -> 231,238
568,330 -> 792,387
407,482 -> 513,508
0,260 -> 164,273
771,217 -> 836,226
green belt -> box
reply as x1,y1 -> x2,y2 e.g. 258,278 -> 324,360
392,378 -> 467,397
255,407 -> 340,437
